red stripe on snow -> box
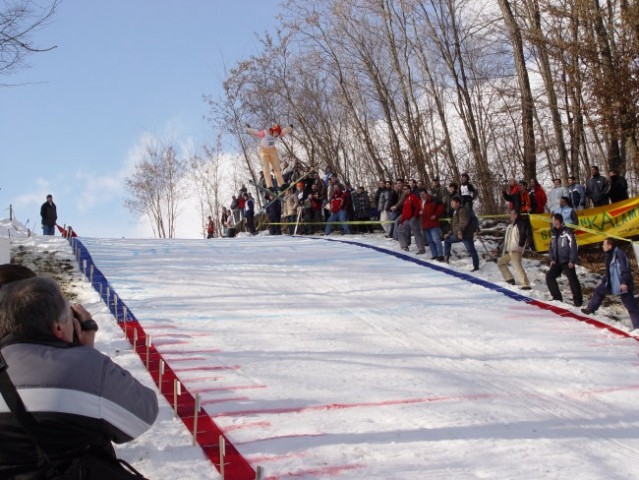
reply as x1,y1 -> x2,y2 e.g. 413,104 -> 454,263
173,365 -> 240,372
216,393 -> 497,417
527,299 -> 636,339
246,451 -> 306,464
201,396 -> 250,406
159,348 -> 222,354
118,320 -> 255,479
157,356 -> 208,362
191,384 -> 267,394
224,421 -> 272,433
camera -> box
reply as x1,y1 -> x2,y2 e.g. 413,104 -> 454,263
72,310 -> 99,344
80,318 -> 99,332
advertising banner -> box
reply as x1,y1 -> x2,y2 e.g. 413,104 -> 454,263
530,197 -> 639,252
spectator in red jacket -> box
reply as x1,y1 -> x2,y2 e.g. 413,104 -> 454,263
529,178 -> 547,213
398,185 -> 425,254
324,185 -> 350,235
420,190 -> 446,261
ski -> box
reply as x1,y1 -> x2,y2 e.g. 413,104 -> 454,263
250,169 -> 315,211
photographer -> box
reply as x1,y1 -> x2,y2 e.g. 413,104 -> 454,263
0,276 -> 158,478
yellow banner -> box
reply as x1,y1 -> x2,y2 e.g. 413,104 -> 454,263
530,197 -> 639,252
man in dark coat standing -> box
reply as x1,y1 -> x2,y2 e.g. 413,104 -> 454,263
243,193 -> 256,235
40,194 -> 57,236
608,169 -> 629,203
545,213 -> 583,307
586,166 -> 610,207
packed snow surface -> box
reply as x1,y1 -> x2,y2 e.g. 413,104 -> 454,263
74,235 -> 639,480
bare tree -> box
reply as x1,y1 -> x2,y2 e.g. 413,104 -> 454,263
206,0 -> 639,209
189,139 -> 230,237
124,138 -> 188,238
0,0 -> 60,79
497,0 -> 537,180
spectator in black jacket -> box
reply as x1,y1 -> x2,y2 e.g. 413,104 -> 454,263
243,192 -> 256,234
353,186 -> 372,233
586,166 -> 610,207
0,276 -> 158,478
39,194 -> 57,236
373,180 -> 386,221
265,192 -> 282,235
545,213 -> 583,307
608,169 -> 629,203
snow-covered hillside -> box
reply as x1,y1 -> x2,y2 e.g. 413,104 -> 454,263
3,218 -> 639,479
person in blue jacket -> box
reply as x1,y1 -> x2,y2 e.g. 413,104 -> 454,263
581,238 -> 639,329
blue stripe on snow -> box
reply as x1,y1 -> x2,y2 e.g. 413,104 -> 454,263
314,237 -> 532,303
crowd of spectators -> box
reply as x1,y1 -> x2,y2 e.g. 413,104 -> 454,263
210,166 -> 630,249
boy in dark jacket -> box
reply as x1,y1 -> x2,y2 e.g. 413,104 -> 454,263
545,213 -> 583,306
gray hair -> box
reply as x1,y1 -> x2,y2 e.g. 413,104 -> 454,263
0,276 -> 68,339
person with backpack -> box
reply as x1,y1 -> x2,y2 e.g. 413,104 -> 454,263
443,196 -> 480,271
0,276 -> 158,479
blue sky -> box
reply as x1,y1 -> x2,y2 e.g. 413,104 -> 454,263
0,1 -> 280,238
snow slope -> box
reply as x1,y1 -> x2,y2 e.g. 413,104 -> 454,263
73,234 -> 639,480
2,220 -> 219,480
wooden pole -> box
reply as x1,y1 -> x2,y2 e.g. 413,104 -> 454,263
192,394 -> 201,446
145,335 -> 151,368
219,435 -> 226,480
158,360 -> 165,393
173,379 -> 181,416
